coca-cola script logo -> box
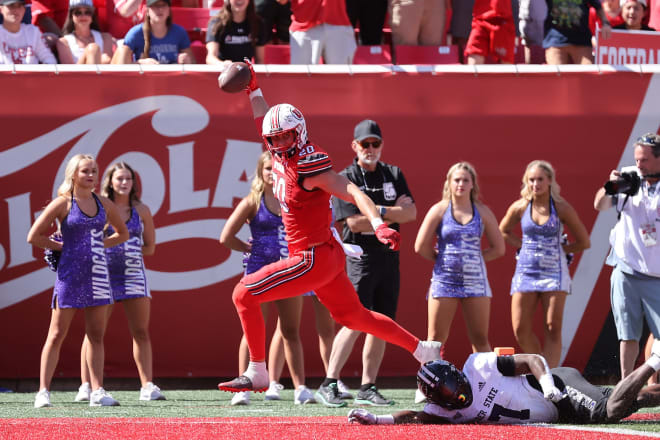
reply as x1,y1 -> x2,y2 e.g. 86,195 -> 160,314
0,95 -> 263,309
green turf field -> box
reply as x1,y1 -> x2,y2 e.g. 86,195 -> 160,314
2,387 -> 660,435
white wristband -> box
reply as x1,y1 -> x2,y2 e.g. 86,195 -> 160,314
370,217 -> 384,230
249,88 -> 263,100
646,355 -> 660,371
539,373 -> 555,392
376,415 -> 394,425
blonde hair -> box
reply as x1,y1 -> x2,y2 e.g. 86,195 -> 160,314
442,161 -> 481,202
248,150 -> 272,206
101,162 -> 141,205
57,154 -> 96,196
520,160 -> 563,202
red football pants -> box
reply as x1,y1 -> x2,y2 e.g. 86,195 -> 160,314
233,239 -> 419,361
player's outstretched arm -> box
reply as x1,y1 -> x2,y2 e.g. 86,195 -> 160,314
304,171 -> 400,250
242,60 -> 269,120
348,408 -> 449,425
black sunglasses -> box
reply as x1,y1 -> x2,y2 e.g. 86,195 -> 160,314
73,8 -> 93,16
637,134 -> 659,148
359,140 -> 382,149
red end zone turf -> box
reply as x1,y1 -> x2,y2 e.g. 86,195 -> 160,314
2,416 -> 659,440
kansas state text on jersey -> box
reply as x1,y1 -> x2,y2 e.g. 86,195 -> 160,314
423,352 -> 558,424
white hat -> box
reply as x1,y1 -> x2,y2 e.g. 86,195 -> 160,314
620,0 -> 647,7
69,0 -> 94,8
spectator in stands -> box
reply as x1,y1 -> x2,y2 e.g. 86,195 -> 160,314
0,0 -> 57,63
206,0 -> 265,65
589,0 -> 624,34
255,0 -> 290,44
389,0 -> 445,46
112,0 -> 194,64
500,160 -> 590,368
615,0 -> 655,30
56,0 -> 114,63
345,0 -> 386,45
465,0 -> 516,64
449,0 -> 475,64
650,0 -> 660,30
519,0 -> 547,63
30,0 -> 67,49
289,0 -> 356,64
100,0 -> 146,40
543,0 -> 612,64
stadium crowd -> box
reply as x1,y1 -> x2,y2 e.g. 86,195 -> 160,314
1,0 -> 657,65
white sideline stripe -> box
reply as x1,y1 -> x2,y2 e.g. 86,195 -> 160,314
543,423 -> 660,438
1,65 -> 660,74
561,72 -> 660,365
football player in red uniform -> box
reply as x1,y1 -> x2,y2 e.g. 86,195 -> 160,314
218,63 -> 442,393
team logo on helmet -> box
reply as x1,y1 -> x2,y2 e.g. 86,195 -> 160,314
262,103 -> 308,155
416,360 -> 473,409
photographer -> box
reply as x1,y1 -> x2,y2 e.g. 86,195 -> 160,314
594,133 -> 660,381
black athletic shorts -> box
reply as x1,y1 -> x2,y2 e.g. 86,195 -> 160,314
346,252 -> 399,319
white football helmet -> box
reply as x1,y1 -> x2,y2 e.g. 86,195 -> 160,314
262,103 -> 308,154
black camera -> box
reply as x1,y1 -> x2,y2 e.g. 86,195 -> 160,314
604,171 -> 641,196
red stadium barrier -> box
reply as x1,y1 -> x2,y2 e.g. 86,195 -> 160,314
0,66 -> 658,380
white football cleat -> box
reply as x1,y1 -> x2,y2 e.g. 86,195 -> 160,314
413,340 -> 442,364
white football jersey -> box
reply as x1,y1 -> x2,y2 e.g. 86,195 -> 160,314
423,352 -> 559,424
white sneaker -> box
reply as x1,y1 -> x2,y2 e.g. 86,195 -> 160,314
294,385 -> 316,405
89,387 -> 120,407
337,380 -> 354,399
74,382 -> 91,402
265,381 -> 284,400
413,340 -> 443,364
231,391 -> 250,406
139,382 -> 166,401
34,388 -> 52,408
652,339 -> 660,358
414,388 -> 427,404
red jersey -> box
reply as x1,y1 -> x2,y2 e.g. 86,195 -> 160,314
588,7 -> 624,34
473,0 -> 512,20
290,0 -> 351,32
271,143 -> 333,253
31,0 -> 68,29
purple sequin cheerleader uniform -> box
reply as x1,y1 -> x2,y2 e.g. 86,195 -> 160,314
428,202 -> 492,298
510,198 -> 571,294
246,198 -> 288,275
53,193 -> 113,308
106,207 -> 150,301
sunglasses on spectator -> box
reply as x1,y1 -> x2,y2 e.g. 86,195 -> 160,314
637,135 -> 659,147
359,140 -> 382,149
73,8 -> 93,16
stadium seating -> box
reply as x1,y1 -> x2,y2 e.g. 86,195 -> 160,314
171,7 -> 210,42
393,45 -> 460,64
190,40 -> 207,64
264,44 -> 290,64
353,45 -> 392,64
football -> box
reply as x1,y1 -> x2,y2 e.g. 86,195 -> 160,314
218,62 -> 251,93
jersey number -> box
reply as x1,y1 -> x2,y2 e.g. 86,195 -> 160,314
488,404 -> 530,422
272,173 -> 289,213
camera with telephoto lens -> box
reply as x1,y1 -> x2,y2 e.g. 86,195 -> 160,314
604,171 -> 641,196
